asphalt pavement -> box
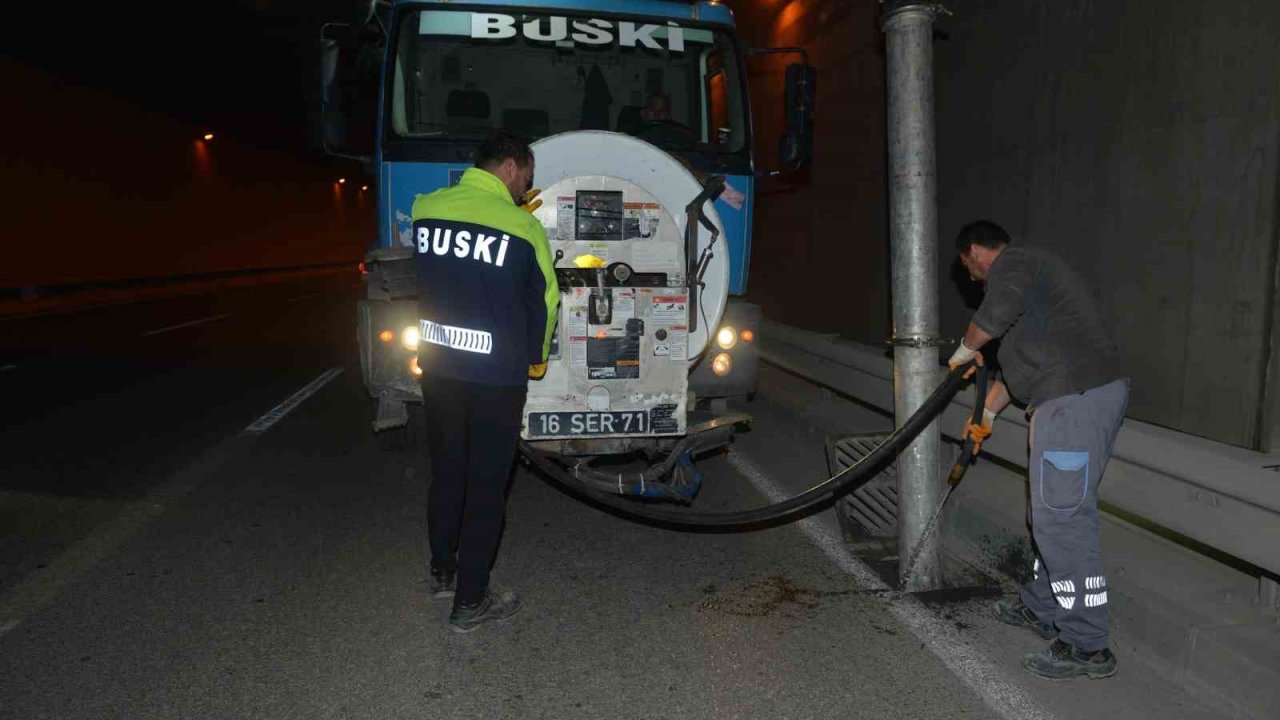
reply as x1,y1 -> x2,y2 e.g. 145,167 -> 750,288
0,274 -> 1233,719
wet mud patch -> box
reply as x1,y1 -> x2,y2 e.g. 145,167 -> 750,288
696,574 -> 855,618
914,584 -> 1002,633
913,584 -> 1002,607
977,533 -> 1034,584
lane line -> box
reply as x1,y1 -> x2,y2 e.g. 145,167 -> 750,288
0,367 -> 345,635
140,313 -> 232,337
726,449 -> 1056,720
245,367 -> 344,433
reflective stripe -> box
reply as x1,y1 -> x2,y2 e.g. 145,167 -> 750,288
1084,591 -> 1108,608
1033,558 -> 1041,579
1085,575 -> 1106,590
419,319 -> 493,355
1052,578 -> 1078,611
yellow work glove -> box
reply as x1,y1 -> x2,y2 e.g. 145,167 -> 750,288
572,254 -> 607,269
521,188 -> 543,213
528,361 -> 548,380
960,408 -> 998,455
948,343 -> 984,380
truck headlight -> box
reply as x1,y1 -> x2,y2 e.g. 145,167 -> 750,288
401,325 -> 420,350
711,352 -> 732,377
378,329 -> 394,343
716,326 -> 737,350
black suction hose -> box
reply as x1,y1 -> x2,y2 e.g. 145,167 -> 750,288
520,362 -> 988,532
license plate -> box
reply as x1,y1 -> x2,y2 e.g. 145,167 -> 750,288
528,410 -> 649,437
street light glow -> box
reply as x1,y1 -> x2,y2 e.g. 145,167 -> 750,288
202,133 -> 214,141
338,177 -> 347,184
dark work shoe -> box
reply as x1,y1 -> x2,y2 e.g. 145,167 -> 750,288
428,568 -> 456,600
1023,639 -> 1118,680
448,588 -> 522,634
994,597 -> 1056,640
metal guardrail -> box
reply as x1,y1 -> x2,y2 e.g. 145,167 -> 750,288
758,319 -> 1280,578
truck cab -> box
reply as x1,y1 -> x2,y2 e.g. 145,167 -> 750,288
319,0 -> 812,488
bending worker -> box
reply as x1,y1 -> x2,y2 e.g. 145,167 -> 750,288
948,221 -> 1129,680
411,130 -> 559,633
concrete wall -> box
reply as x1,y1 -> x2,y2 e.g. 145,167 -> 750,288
1,59 -> 372,290
934,0 -> 1280,449
734,0 -> 1280,449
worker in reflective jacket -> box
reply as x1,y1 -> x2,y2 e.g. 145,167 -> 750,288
949,221 -> 1128,680
411,130 -> 559,633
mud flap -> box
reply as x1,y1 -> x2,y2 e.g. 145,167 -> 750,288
373,391 -> 409,432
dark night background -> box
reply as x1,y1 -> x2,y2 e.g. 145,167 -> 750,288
5,0 -> 1276,449
0,0 -> 377,291
3,0 -> 355,157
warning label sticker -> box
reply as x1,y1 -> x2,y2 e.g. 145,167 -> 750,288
650,295 -> 688,323
586,242 -> 610,266
586,325 -> 642,380
667,325 -> 687,361
566,304 -> 588,337
556,197 -> 574,243
569,337 -> 587,368
566,301 -> 590,369
623,202 -> 661,240
613,289 -> 635,320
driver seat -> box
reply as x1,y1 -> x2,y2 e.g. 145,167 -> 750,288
615,106 -> 643,135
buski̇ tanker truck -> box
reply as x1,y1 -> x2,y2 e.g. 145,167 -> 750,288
318,0 -> 813,497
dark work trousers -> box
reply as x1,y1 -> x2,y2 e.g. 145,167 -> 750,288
1020,378 -> 1129,652
420,374 -> 528,608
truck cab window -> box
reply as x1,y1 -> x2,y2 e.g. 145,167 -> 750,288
388,9 -> 749,159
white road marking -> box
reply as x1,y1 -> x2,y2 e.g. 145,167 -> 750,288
244,367 -> 344,433
140,313 -> 232,336
727,449 -> 1056,720
0,364 -> 16,372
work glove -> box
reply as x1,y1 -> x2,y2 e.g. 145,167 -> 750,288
528,361 -> 548,380
961,408 -> 999,455
521,188 -> 543,213
572,254 -> 607,269
947,341 -> 984,379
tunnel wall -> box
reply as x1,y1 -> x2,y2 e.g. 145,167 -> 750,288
0,59 -> 372,291
734,0 -> 893,346
734,0 -> 1280,449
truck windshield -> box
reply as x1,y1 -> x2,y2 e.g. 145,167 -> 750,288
388,9 -> 748,155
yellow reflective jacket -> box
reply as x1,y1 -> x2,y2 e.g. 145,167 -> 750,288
411,168 -> 559,386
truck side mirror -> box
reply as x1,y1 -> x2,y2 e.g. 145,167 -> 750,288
779,63 -> 816,169
315,23 -> 376,166
318,37 -> 347,151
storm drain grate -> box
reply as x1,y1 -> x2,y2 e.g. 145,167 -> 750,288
825,433 -> 897,538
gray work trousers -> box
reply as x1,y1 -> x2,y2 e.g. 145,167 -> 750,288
1020,377 -> 1130,652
